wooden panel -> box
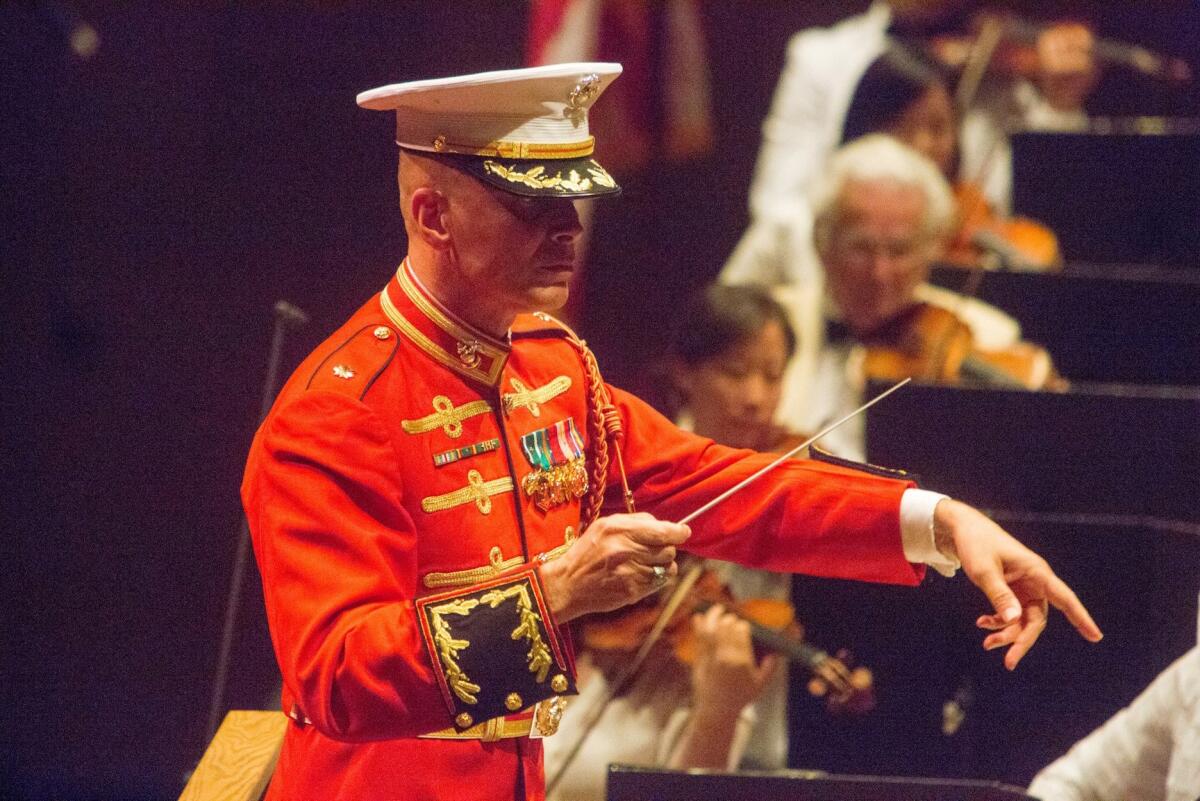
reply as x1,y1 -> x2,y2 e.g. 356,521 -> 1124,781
179,710 -> 287,801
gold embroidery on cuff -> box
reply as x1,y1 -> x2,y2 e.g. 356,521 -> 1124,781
502,375 -> 572,417
429,598 -> 482,705
479,583 -> 552,684
421,470 -> 514,515
423,546 -> 525,589
402,395 -> 493,439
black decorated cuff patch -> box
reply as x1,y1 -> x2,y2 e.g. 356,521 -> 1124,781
416,566 -> 576,730
810,444 -> 920,485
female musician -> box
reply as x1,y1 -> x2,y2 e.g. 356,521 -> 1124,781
841,43 -> 1061,271
543,285 -> 798,800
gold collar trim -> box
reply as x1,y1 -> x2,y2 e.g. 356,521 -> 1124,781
380,260 -> 510,386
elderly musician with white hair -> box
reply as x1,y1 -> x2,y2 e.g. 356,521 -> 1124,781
725,133 -> 1055,459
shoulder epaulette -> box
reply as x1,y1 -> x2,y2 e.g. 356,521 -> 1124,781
306,323 -> 398,400
510,312 -> 581,343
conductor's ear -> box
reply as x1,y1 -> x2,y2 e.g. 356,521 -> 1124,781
409,187 -> 451,249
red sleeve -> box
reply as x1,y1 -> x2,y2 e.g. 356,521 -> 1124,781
243,392 -> 445,741
242,392 -> 573,742
608,386 -> 924,586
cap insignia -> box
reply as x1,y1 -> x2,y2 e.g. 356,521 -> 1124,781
567,73 -> 601,123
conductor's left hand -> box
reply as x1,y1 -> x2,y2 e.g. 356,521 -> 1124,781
935,499 -> 1103,670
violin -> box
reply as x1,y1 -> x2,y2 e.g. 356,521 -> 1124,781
578,569 -> 875,714
928,14 -> 1192,86
946,182 -> 1060,272
859,303 -> 1062,391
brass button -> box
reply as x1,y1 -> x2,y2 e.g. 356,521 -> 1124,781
551,674 -> 568,693
455,712 -> 474,729
373,326 -> 391,340
505,692 -> 523,712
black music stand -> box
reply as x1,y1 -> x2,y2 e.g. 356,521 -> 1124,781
1011,129 -> 1200,267
864,381 -> 1200,521
606,766 -> 1036,801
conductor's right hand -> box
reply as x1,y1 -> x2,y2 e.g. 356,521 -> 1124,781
538,512 -> 691,623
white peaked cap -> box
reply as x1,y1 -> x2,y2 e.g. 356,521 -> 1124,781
357,62 -> 621,161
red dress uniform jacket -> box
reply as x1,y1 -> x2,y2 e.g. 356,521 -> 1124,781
242,259 -> 924,801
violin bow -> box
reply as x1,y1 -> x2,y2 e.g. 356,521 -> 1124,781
545,378 -> 911,794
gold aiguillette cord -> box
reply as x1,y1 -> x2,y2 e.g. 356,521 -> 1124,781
545,378 -> 912,794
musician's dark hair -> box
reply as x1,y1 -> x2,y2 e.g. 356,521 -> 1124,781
668,283 -> 796,367
841,42 -> 951,144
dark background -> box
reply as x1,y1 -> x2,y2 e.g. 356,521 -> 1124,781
3,3 -> 1198,799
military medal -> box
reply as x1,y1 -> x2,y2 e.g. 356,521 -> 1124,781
520,419 -> 588,511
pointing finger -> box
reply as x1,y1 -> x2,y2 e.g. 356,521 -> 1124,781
1044,572 -> 1103,642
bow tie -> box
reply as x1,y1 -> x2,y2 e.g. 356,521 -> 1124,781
825,318 -> 857,345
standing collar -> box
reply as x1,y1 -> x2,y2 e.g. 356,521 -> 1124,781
379,258 -> 511,387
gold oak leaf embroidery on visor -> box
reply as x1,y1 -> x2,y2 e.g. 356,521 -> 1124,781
479,583 -> 553,684
482,161 -> 616,194
402,395 -> 493,439
502,375 -> 572,417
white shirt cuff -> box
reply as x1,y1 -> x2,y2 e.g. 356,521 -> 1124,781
900,489 -> 959,578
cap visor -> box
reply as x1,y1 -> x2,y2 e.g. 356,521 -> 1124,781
466,156 -> 621,199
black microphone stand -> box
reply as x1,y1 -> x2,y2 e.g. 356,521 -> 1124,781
202,300 -> 309,744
